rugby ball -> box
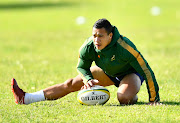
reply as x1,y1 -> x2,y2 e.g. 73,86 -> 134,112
77,85 -> 110,105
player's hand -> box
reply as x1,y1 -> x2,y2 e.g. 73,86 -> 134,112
147,102 -> 162,106
81,79 -> 99,90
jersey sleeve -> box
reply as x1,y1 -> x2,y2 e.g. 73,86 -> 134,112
77,57 -> 93,84
129,53 -> 160,102
118,37 -> 160,102
76,39 -> 94,84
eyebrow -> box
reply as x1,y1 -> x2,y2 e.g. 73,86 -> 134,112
93,33 -> 103,36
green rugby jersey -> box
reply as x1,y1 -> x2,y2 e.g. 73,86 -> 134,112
77,26 -> 160,102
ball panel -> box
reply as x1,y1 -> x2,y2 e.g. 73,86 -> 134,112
77,98 -> 89,105
77,88 -> 110,96
77,86 -> 110,105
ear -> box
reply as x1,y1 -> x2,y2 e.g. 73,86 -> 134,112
109,32 -> 113,39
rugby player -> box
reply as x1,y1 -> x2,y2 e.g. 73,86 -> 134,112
11,18 -> 160,105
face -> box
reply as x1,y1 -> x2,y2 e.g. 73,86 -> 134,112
92,27 -> 113,50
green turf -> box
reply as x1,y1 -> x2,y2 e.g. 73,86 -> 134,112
0,0 -> 179,122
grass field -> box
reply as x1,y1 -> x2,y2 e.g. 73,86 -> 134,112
0,0 -> 180,122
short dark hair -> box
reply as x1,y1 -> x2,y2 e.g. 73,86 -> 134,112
93,18 -> 113,34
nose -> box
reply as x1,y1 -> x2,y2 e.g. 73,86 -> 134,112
94,37 -> 100,43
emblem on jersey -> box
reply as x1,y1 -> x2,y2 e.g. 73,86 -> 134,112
111,55 -> 115,61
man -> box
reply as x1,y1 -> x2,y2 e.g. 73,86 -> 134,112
12,18 -> 160,105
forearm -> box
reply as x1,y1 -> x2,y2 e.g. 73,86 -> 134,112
77,67 -> 93,84
77,58 -> 93,84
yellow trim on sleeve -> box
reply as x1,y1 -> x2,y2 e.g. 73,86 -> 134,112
117,38 -> 156,101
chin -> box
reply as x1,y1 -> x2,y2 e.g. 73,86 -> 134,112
96,47 -> 102,50
95,46 -> 102,50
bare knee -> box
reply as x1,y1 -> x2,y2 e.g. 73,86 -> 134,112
117,93 -> 138,105
64,78 -> 74,92
64,78 -> 83,92
117,93 -> 131,105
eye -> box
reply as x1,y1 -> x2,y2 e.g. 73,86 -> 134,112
98,34 -> 103,37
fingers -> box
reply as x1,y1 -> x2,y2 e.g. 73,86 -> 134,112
83,82 -> 93,89
81,86 -> 84,90
88,80 -> 94,87
81,83 -> 89,90
93,79 -> 99,84
81,79 -> 100,90
147,102 -> 162,106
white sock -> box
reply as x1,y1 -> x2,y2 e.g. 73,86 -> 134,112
24,90 -> 45,104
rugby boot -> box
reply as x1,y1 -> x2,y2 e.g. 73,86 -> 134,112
11,78 -> 25,104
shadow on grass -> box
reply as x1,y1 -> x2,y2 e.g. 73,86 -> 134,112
160,101 -> 180,105
106,101 -> 180,106
135,101 -> 180,106
0,1 -> 77,10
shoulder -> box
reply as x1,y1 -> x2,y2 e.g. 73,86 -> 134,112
79,36 -> 94,53
79,36 -> 95,58
116,35 -> 139,61
121,35 -> 137,50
